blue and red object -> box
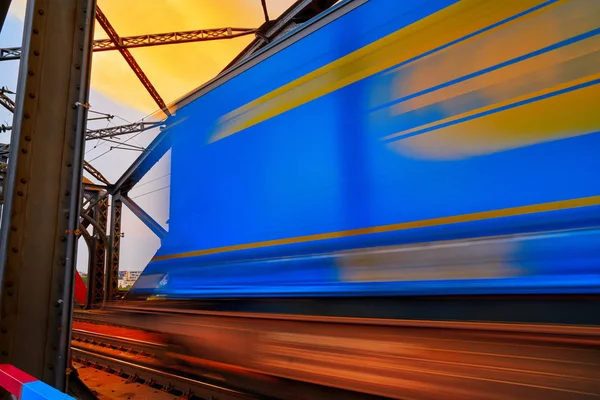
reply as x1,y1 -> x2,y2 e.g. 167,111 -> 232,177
0,365 -> 73,399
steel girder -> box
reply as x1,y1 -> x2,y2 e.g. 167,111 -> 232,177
0,27 -> 256,61
87,193 -> 108,307
0,0 -> 96,390
106,196 -> 122,301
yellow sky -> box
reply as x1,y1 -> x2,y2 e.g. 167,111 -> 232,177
94,0 -> 297,115
10,0 -> 297,115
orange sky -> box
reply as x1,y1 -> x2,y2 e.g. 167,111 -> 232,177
91,0 -> 297,115
8,0 -> 297,114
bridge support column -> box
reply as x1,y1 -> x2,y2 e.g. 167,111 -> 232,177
0,0 -> 97,391
106,195 -> 122,301
86,193 -> 107,307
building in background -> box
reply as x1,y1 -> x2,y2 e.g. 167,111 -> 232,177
118,270 -> 142,289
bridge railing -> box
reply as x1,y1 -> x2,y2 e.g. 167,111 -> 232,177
0,365 -> 73,399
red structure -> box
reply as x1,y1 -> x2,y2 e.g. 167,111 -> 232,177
74,272 -> 87,307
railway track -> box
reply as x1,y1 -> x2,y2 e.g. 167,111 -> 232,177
72,303 -> 600,399
70,321 -> 382,400
71,327 -> 270,400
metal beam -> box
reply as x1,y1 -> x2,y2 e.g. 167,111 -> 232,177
106,195 -> 122,301
112,122 -> 172,194
121,194 -> 167,239
0,27 -> 256,61
3,89 -> 158,144
85,120 -> 162,140
0,47 -> 19,61
95,6 -> 169,116
85,194 -> 107,308
0,0 -> 96,390
94,27 -> 256,51
0,91 -> 15,113
83,160 -> 109,185
261,0 -> 270,22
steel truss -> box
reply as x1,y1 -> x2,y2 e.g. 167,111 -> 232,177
107,196 -> 122,301
86,120 -> 163,140
0,27 -> 256,61
88,192 -> 108,307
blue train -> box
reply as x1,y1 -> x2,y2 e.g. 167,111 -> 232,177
130,0 -> 600,300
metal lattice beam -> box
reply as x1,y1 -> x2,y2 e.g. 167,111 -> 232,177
93,27 -> 256,51
107,196 -> 122,301
86,120 -> 162,140
88,194 -> 108,307
2,91 -> 161,141
95,6 -> 169,115
0,47 -> 20,61
0,27 -> 256,61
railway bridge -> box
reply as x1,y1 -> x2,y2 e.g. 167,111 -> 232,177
0,0 -> 599,399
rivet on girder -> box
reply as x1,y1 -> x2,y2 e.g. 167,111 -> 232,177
11,247 -> 18,253
37,9 -> 44,15
20,178 -> 27,184
28,93 -> 35,99
33,50 -> 39,56
21,148 -> 28,154
24,135 -> 31,141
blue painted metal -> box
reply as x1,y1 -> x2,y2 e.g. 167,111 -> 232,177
0,364 -> 73,399
131,0 -> 600,299
21,381 -> 73,400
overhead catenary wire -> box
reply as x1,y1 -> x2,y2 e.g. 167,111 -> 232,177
129,173 -> 171,191
87,121 -> 151,162
130,185 -> 170,200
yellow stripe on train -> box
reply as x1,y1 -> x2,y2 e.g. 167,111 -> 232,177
209,0 -> 559,143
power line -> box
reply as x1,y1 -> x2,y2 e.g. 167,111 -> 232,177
87,119 -> 154,162
129,173 -> 171,191
130,185 -> 170,200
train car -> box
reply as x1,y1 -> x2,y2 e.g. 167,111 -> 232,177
130,0 -> 600,300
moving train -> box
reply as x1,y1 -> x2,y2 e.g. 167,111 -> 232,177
129,0 -> 600,301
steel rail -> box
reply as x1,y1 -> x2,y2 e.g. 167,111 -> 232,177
71,346 -> 269,400
72,328 -> 166,353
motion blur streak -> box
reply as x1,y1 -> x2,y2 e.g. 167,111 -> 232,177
94,306 -> 600,399
77,0 -> 600,398
130,0 -> 600,299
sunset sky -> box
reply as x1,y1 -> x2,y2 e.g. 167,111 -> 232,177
0,0 -> 297,271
